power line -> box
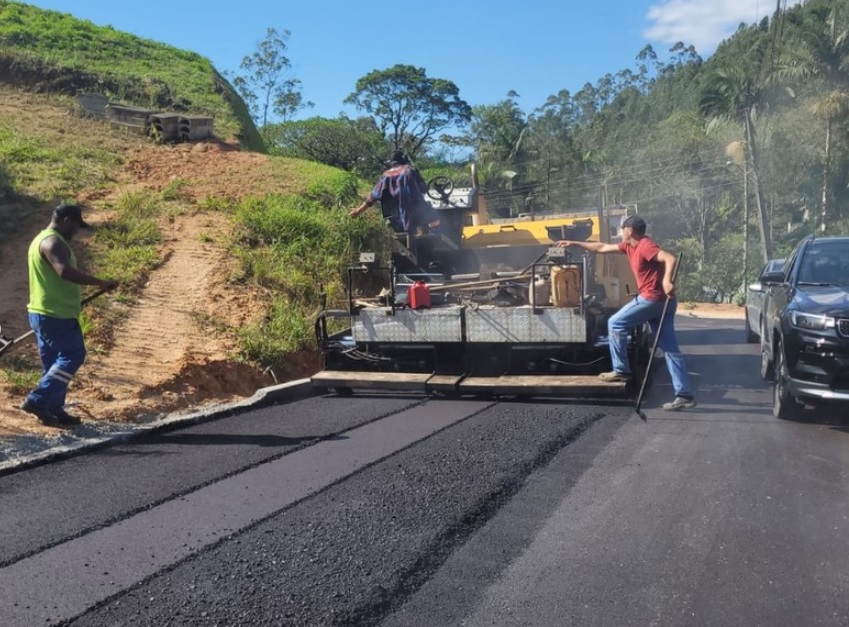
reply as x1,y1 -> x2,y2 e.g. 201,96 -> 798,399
495,145 -> 730,176
479,159 -> 738,206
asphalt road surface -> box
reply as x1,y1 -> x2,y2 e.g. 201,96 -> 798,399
1,318 -> 847,626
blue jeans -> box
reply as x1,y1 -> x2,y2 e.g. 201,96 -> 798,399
26,313 -> 87,411
608,296 -> 694,398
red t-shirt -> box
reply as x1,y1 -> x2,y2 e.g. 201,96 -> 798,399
618,237 -> 665,301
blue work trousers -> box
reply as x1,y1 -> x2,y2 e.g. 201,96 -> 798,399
26,313 -> 87,411
608,296 -> 694,398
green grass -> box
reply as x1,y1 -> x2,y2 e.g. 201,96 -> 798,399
160,177 -> 189,202
237,297 -> 314,365
0,355 -> 40,394
229,189 -> 393,366
197,195 -> 234,212
0,118 -> 120,201
88,191 -> 163,288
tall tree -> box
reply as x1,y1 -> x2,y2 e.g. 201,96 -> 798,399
777,2 -> 849,231
345,65 -> 472,159
528,92 -> 585,210
700,63 -> 773,262
470,93 -> 527,165
233,28 -> 312,128
810,91 -> 849,231
466,93 -> 533,217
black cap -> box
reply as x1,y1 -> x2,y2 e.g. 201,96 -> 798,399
622,215 -> 646,230
389,149 -> 409,165
53,204 -> 89,228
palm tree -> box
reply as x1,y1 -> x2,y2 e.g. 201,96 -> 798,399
776,3 -> 849,231
700,65 -> 773,262
811,91 -> 849,231
470,98 -> 532,218
779,3 -> 849,90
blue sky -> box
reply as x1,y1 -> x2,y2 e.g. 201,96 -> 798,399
23,0 -> 799,120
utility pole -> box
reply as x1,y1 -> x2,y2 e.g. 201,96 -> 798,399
728,159 -> 750,291
742,162 -> 749,290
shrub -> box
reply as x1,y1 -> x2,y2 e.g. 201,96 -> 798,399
230,191 -> 393,369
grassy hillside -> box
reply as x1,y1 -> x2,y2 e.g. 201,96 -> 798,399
0,0 -> 263,151
0,88 -> 130,241
0,84 -> 389,383
0,5 -> 398,427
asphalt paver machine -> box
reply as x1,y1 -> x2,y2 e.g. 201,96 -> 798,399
312,171 -> 651,398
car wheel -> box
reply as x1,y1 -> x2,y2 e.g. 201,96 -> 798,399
773,338 -> 803,420
760,342 -> 774,381
745,311 -> 758,343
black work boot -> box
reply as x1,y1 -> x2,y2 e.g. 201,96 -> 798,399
20,399 -> 60,425
54,407 -> 82,425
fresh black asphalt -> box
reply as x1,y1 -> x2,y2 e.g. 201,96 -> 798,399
0,394 -> 423,565
63,399 -> 621,627
2,318 -> 848,626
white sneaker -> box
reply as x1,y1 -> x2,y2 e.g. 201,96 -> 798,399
662,396 -> 697,411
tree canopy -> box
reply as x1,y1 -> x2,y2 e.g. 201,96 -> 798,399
263,116 -> 390,179
344,64 -> 472,159
233,28 -> 313,129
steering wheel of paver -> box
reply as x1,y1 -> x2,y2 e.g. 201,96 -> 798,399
427,176 -> 454,202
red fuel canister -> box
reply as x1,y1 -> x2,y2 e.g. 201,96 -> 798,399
408,280 -> 432,309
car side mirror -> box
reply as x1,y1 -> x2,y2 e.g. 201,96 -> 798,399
748,282 -> 763,293
761,270 -> 785,285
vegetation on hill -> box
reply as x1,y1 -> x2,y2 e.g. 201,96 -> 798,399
0,89 -> 126,242
227,173 -> 393,364
0,0 -> 263,151
0,87 -> 394,405
462,0 -> 849,302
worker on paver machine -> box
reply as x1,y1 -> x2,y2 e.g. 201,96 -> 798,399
349,150 -> 445,270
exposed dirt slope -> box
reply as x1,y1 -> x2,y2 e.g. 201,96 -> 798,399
0,98 -> 314,437
76,211 -> 271,422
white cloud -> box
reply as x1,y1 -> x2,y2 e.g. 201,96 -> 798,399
644,0 -> 802,54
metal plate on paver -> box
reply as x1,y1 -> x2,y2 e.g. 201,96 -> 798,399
459,375 -> 626,396
465,307 -> 587,343
426,374 -> 464,391
312,371 -> 430,391
352,307 -> 463,342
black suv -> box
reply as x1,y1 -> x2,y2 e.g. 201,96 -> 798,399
760,235 -> 849,419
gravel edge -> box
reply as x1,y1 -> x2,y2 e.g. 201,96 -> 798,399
0,379 -> 315,477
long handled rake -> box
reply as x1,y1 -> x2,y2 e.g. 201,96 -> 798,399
635,252 -> 684,419
0,288 -> 111,359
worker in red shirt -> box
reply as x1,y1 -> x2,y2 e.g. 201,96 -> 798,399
556,215 -> 696,411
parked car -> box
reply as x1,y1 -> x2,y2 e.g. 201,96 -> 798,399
760,235 -> 849,419
745,258 -> 785,343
